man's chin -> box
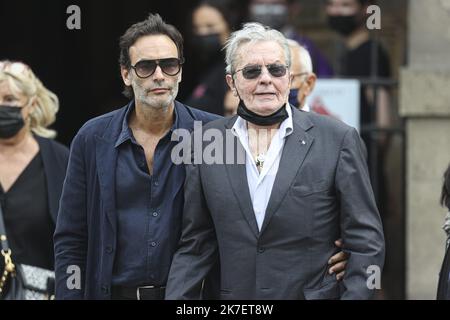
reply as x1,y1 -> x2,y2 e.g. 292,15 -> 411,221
140,97 -> 173,109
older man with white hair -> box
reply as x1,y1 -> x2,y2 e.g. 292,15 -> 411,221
287,39 -> 317,112
166,22 -> 384,300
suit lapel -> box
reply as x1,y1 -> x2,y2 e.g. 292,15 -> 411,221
224,117 -> 260,238
259,109 -> 314,235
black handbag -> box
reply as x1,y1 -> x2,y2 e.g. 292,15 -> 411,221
0,203 -> 55,300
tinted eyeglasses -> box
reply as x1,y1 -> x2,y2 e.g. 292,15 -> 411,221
233,64 -> 288,80
131,58 -> 184,78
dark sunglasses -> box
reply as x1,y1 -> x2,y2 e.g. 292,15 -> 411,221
131,58 -> 184,78
233,64 -> 288,80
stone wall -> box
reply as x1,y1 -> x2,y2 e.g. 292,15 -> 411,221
400,0 -> 450,300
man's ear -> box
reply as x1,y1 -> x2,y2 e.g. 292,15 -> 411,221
121,66 -> 131,86
304,73 -> 317,95
226,74 -> 237,96
288,70 -> 293,88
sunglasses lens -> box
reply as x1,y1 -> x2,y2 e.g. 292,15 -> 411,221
159,58 -> 181,76
267,64 -> 287,77
242,66 -> 262,79
135,60 -> 156,78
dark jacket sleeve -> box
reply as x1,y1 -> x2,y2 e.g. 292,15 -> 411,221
335,128 -> 385,299
53,132 -> 88,299
165,158 -> 219,299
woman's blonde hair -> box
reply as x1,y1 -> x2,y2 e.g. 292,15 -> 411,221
0,60 -> 59,138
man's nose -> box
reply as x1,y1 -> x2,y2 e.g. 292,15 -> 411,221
152,65 -> 165,81
258,67 -> 273,84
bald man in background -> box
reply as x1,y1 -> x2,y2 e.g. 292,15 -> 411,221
288,39 -> 317,111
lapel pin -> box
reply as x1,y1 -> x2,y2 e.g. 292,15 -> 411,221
301,140 -> 306,145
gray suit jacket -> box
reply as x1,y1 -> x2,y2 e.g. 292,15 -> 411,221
166,107 -> 385,300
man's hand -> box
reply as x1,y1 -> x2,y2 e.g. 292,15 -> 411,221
328,239 -> 349,281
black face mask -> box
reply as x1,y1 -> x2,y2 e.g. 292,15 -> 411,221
237,99 -> 288,127
0,105 -> 25,139
192,33 -> 223,63
327,15 -> 360,36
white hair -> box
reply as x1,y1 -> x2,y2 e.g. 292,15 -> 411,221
224,22 -> 291,75
287,39 -> 313,74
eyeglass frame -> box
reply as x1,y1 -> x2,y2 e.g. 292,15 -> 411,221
130,57 -> 185,79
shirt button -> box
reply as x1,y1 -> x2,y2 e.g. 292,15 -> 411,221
154,180 -> 159,187
152,212 -> 159,217
151,242 -> 157,247
105,246 -> 113,254
101,285 -> 109,294
258,247 -> 265,253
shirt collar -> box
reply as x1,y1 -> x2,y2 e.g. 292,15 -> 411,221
114,100 -> 180,148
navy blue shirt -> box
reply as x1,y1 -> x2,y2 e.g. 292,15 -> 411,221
112,103 -> 190,287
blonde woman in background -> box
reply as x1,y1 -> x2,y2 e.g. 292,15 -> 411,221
0,61 -> 68,283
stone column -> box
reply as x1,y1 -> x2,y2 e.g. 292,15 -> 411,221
401,0 -> 450,299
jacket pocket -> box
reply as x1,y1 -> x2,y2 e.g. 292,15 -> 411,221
291,180 -> 330,197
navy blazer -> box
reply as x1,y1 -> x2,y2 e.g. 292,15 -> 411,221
35,136 -> 69,224
53,101 -> 219,299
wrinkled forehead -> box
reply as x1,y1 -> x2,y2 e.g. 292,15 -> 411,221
234,40 -> 286,68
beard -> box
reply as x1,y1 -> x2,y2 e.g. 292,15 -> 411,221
132,78 -> 179,110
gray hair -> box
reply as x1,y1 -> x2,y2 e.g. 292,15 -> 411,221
287,39 -> 313,74
224,22 -> 291,75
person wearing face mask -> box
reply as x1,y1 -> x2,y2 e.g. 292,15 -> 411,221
288,40 -> 369,162
326,0 -> 391,141
185,0 -> 241,115
247,0 -> 334,78
287,40 -> 317,111
326,0 -> 391,226
0,60 -> 69,297
166,23 -> 384,300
